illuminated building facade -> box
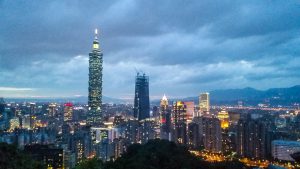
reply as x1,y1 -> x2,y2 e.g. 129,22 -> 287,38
9,117 -> 20,131
217,110 -> 232,153
188,122 -> 201,149
236,119 -> 268,159
112,138 -> 125,160
133,73 -> 150,121
88,29 -> 103,126
184,101 -> 195,123
48,103 -> 57,117
199,93 -> 210,113
140,119 -> 156,144
202,117 -> 222,153
22,115 -> 31,129
173,101 -> 187,144
125,119 -> 140,144
64,102 -> 73,122
160,95 -> 172,140
29,103 -> 36,129
217,110 -> 229,130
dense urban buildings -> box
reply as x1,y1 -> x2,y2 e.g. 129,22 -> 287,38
1,93 -> 300,168
87,29 -> 103,126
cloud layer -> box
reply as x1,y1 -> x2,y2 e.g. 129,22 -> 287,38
1,0 -> 300,99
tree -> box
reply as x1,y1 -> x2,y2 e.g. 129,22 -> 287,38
77,139 -> 249,169
74,157 -> 103,169
0,143 -> 44,169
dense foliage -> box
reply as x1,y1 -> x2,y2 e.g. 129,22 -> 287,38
77,139 -> 248,169
75,157 -> 103,169
0,143 -> 44,169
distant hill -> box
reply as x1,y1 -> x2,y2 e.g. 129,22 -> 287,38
4,85 -> 300,106
182,85 -> 300,106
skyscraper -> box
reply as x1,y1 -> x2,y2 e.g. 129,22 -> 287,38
0,98 -> 5,115
173,101 -> 187,144
0,98 -> 5,123
88,29 -> 103,126
217,110 -> 229,130
160,94 -> 172,140
64,102 -> 73,122
133,73 -> 150,121
29,103 -> 36,129
199,93 -> 210,113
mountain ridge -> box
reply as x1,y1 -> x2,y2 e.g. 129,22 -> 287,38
186,85 -> 300,106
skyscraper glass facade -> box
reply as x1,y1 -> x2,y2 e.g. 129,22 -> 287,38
87,29 -> 103,126
133,73 -> 150,121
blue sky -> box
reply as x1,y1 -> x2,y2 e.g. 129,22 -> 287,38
1,0 -> 300,99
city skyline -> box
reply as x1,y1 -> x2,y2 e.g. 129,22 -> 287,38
1,1 -> 300,169
1,1 -> 300,99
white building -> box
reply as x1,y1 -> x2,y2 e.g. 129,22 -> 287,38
199,93 -> 210,113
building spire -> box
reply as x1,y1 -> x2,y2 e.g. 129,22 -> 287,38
162,94 -> 168,101
93,28 -> 100,50
94,28 -> 98,40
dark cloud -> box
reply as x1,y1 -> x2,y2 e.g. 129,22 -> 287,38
0,0 -> 300,98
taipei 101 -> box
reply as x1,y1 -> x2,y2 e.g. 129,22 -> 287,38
1,1 -> 300,169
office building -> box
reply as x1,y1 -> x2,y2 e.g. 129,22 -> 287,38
160,95 -> 172,141
199,93 -> 210,113
173,101 -> 187,144
87,29 -> 103,126
21,115 -> 31,129
184,101 -> 195,123
217,110 -> 229,130
64,103 -> 73,122
29,103 -> 36,129
9,117 -> 20,131
133,73 -> 150,121
48,103 -> 57,117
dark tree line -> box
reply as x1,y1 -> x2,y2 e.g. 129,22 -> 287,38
76,139 -> 248,169
0,143 -> 44,169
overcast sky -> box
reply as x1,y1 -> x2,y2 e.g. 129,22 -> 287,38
1,0 -> 300,99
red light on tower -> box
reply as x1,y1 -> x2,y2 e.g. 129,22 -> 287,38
64,102 -> 73,107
